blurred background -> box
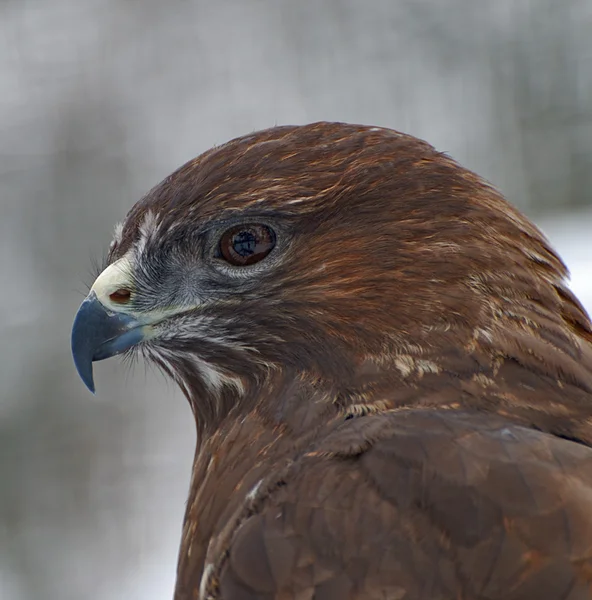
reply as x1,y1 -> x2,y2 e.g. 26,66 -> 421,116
1,1 -> 591,598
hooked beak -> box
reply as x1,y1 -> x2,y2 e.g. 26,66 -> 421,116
71,291 -> 148,393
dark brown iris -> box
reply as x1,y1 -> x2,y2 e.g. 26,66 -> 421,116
109,288 -> 132,304
219,224 -> 276,266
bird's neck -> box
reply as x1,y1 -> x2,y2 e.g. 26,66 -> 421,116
181,320 -> 592,445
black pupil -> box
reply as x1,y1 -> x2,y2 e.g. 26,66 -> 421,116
233,230 -> 258,257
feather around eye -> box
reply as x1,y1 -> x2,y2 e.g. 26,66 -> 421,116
218,224 -> 276,266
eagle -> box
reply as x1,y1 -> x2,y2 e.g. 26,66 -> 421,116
71,122 -> 592,600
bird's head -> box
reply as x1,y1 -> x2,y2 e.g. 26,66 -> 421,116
72,122 -> 591,431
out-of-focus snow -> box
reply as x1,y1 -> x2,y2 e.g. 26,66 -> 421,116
539,209 -> 592,316
104,564 -> 176,600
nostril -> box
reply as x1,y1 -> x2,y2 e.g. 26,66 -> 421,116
109,288 -> 132,304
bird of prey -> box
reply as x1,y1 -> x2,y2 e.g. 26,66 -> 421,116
71,122 -> 592,600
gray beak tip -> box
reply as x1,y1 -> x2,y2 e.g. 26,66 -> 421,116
77,364 -> 96,394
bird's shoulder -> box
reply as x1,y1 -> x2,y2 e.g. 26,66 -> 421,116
208,408 -> 592,599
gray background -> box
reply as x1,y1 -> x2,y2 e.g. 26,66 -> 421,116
1,1 -> 591,598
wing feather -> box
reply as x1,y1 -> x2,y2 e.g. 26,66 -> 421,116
217,410 -> 592,599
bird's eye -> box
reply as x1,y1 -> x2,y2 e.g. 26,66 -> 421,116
218,224 -> 276,266
109,288 -> 132,304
